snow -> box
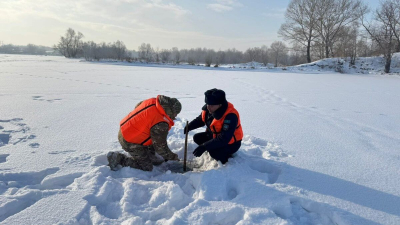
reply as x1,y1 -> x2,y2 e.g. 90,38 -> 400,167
0,54 -> 399,225
284,54 -> 400,74
219,53 -> 400,75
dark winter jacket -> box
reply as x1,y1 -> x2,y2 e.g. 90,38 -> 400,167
187,102 -> 241,151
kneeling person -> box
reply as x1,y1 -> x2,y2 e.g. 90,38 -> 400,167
186,89 -> 243,164
107,95 -> 181,171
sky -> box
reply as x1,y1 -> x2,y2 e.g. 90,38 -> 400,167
0,0 -> 381,51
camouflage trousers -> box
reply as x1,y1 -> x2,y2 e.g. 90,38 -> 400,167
117,130 -> 162,171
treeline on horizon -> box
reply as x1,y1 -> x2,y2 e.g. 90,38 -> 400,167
2,0 -> 400,72
52,28 -> 291,67
0,44 -> 60,56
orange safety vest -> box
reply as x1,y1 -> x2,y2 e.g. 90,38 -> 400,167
120,96 -> 174,146
202,102 -> 243,144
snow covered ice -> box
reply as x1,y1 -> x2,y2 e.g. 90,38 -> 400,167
0,54 -> 400,224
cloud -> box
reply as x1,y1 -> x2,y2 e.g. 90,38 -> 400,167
0,0 -> 190,25
207,4 -> 233,12
144,1 -> 190,17
207,0 -> 242,12
262,12 -> 285,18
216,0 -> 242,7
262,8 -> 286,18
0,0 -> 276,51
0,0 -> 192,37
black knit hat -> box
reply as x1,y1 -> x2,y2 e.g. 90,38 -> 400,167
204,88 -> 226,105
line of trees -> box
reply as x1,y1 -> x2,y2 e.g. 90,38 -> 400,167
279,0 -> 367,63
54,28 -> 128,61
0,43 -> 57,55
53,28 -> 294,67
279,0 -> 400,73
136,42 -> 292,67
81,40 -> 127,61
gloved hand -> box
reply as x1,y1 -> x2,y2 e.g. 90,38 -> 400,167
193,145 -> 206,157
164,152 -> 179,161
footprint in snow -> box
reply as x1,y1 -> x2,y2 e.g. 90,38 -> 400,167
0,167 -> 83,222
0,118 -> 37,148
48,150 -> 77,155
29,143 -> 40,148
246,158 -> 282,184
0,133 -> 10,146
0,168 -> 59,222
273,198 -> 339,225
0,154 -> 9,163
32,96 -> 62,103
83,179 -> 124,219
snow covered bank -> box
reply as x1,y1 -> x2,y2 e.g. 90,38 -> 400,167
0,54 -> 399,224
83,53 -> 400,75
285,54 -> 400,75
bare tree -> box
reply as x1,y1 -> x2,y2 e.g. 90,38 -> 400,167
0,44 -> 18,54
113,40 -> 127,60
214,51 -> 226,67
288,43 -> 308,65
270,41 -> 288,67
160,49 -> 171,63
245,47 -> 262,68
205,49 -> 214,67
224,48 -> 243,64
179,49 -> 189,63
356,36 -> 373,57
153,47 -> 160,63
245,47 -> 260,62
316,0 -> 361,58
333,24 -> 359,65
347,26 -> 359,65
82,41 -> 97,61
379,0 -> 400,51
279,0 -> 318,63
260,45 -> 270,66
26,44 -> 37,55
359,1 -> 397,73
172,47 -> 181,64
186,48 -> 196,65
23,44 -> 46,55
54,28 -> 84,58
193,48 -> 204,64
138,43 -> 153,62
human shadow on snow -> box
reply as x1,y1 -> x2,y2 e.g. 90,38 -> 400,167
236,177 -> 381,225
281,163 -> 400,218
225,154 -> 382,225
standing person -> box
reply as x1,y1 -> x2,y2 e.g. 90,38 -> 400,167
185,89 -> 243,164
107,95 -> 181,171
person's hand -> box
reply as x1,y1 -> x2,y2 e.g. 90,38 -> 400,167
183,126 -> 191,134
164,152 -> 179,161
193,145 -> 206,157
